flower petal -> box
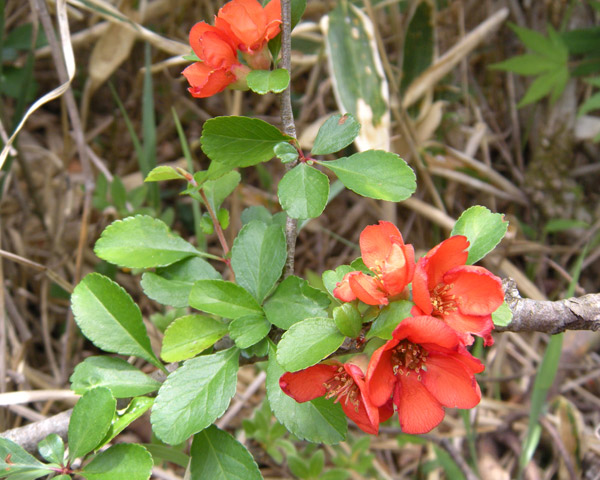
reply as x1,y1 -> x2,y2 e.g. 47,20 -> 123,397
366,339 -> 398,407
182,63 -> 234,98
444,266 -> 504,316
381,242 -> 415,296
333,273 -> 356,302
442,310 -> 495,346
279,364 -> 339,403
422,236 -> 470,288
348,272 -> 388,306
359,221 -> 402,270
395,374 -> 445,434
216,0 -> 266,52
392,316 -> 460,350
422,352 -> 482,409
263,0 -> 282,41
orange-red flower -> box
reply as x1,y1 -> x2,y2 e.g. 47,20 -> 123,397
215,0 -> 282,54
366,315 -> 484,434
183,22 -> 248,98
280,361 -> 393,435
334,221 -> 415,306
411,236 -> 504,346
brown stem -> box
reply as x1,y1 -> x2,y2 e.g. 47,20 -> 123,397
199,189 -> 233,276
280,0 -> 298,277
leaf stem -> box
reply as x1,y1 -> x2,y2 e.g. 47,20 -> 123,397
199,188 -> 233,275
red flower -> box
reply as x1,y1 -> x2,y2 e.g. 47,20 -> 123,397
280,361 -> 393,435
411,236 -> 504,346
215,0 -> 282,54
183,22 -> 248,98
334,221 -> 415,306
366,316 -> 484,435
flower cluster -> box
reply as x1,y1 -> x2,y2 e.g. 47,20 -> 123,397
183,0 -> 281,98
280,221 -> 504,435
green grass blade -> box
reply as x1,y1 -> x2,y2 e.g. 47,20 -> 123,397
142,43 -> 159,210
518,243 -> 589,476
171,107 -> 205,248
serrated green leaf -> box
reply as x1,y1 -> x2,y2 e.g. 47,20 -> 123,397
70,356 -> 160,398
110,176 -> 127,212
200,116 -> 290,168
492,301 -> 513,327
144,166 -> 185,182
38,434 -> 64,465
94,215 -> 201,268
160,315 -> 228,362
263,275 -> 330,329
151,348 -> 240,445
141,444 -> 189,469
322,265 -> 354,298
311,113 -> 361,155
247,68 -> 290,94
277,163 -> 329,219
266,344 -> 346,444
100,397 -> 154,448
287,455 -> 310,478
190,425 -> 263,480
508,22 -> 554,56
367,301 -> 413,339
490,54 -> 560,75
451,206 -> 508,264
277,318 -> 345,372
0,438 -> 51,480
274,142 -> 299,163
79,444 -> 153,480
333,303 -> 362,338
201,171 -> 241,213
71,273 -> 163,369
320,150 -> 415,201
141,256 -> 221,308
229,314 -> 271,349
68,387 -> 116,461
189,279 -> 263,318
231,221 -> 287,303
578,91 -> 600,116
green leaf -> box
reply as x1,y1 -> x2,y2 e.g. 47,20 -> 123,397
263,276 -> 330,329
517,66 -> 569,108
110,176 -> 127,212
71,273 -> 163,370
333,303 -> 362,338
509,22 -> 554,56
0,437 -> 52,480
70,356 -> 160,398
274,142 -> 298,163
490,54 -> 561,75
323,2 -> 388,127
100,397 -> 154,448
287,455 -> 310,478
247,68 -> 290,94
142,444 -> 189,469
544,218 -> 590,233
141,256 -> 221,308
277,163 -> 329,219
578,91 -> 600,116
311,113 -> 361,155
68,387 -> 116,460
79,444 -> 153,480
320,151 -> 416,202
189,279 -> 263,319
189,425 -> 263,480
160,315 -> 228,362
367,301 -> 413,339
144,166 -> 185,182
492,301 -> 513,327
231,221 -> 287,303
229,314 -> 271,349
277,318 -> 345,372
151,348 -> 240,445
201,171 -> 241,213
200,116 -> 290,168
38,434 -> 64,465
94,215 -> 200,268
451,206 -> 508,264
401,0 -> 434,93
266,344 -> 346,444
322,265 -> 354,298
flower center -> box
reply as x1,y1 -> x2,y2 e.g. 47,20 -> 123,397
431,282 -> 458,316
323,367 -> 360,411
391,340 -> 428,380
